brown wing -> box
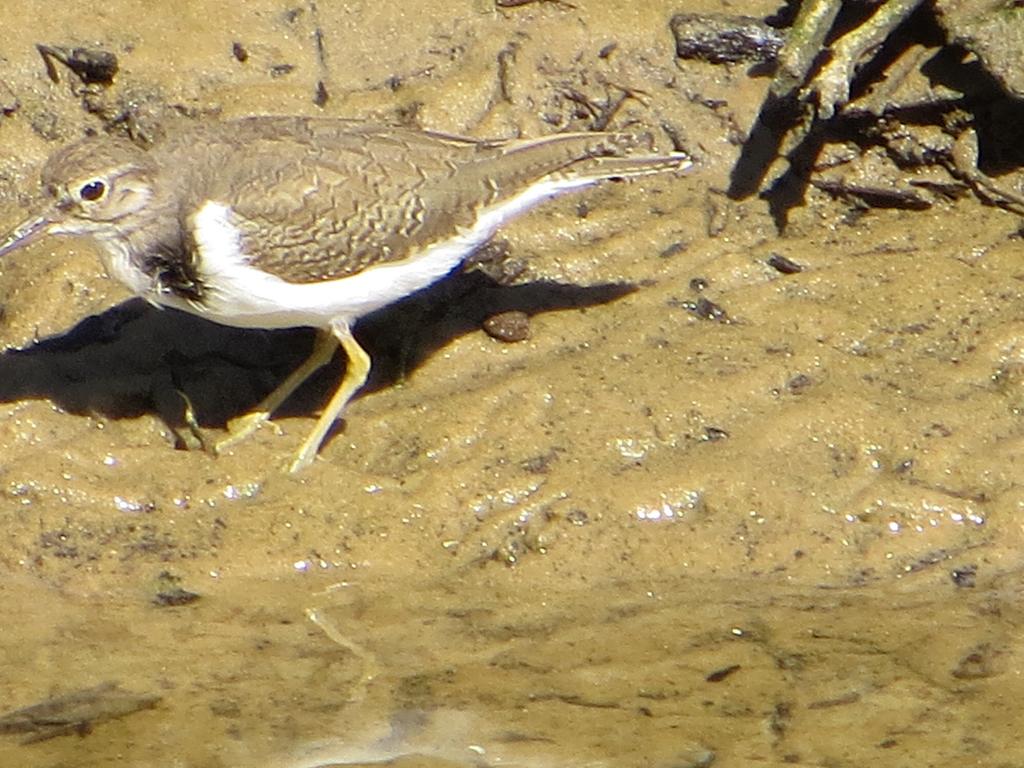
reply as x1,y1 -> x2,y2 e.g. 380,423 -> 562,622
168,117 -> 655,284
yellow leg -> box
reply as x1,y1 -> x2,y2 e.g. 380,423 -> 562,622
215,328 -> 339,454
289,319 -> 371,473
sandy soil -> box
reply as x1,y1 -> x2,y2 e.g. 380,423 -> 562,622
1,1 -> 1023,766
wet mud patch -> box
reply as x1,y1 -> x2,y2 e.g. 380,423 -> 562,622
3,569 -> 1023,765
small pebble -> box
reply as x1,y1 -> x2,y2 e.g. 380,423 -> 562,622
660,241 -> 687,259
691,296 -> 727,321
950,565 -> 977,588
483,311 -> 531,342
314,80 -> 329,107
786,373 -> 812,393
767,253 -> 804,274
703,426 -> 729,441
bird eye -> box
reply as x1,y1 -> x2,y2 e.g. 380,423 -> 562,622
79,180 -> 107,202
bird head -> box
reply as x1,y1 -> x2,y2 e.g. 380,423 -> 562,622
0,135 -> 159,257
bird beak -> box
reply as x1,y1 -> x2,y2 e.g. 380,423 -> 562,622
0,210 -> 55,258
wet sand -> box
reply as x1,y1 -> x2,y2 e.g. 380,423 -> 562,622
1,1 -> 1022,766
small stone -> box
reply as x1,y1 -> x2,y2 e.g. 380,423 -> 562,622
483,310 -> 531,342
767,252 -> 804,274
660,241 -> 687,259
950,564 -> 977,588
152,570 -> 201,607
786,373 -> 812,393
153,586 -> 201,607
313,80 -> 329,107
703,426 -> 729,441
691,296 -> 727,321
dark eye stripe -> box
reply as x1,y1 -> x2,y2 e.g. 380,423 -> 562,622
80,180 -> 106,201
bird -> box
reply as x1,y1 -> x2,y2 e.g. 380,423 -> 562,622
0,116 -> 689,472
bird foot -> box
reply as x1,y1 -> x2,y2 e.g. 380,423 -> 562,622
287,440 -> 320,474
215,411 -> 277,454
167,387 -> 211,453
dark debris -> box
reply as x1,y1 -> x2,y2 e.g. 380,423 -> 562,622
0,682 -> 160,744
950,564 -> 977,588
36,44 -> 118,86
767,253 -> 804,274
671,12 -> 784,65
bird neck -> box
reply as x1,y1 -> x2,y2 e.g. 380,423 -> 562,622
95,184 -> 206,304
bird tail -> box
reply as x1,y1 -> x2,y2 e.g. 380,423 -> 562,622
497,130 -> 691,185
561,150 -> 692,182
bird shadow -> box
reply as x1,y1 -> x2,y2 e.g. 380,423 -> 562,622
0,268 -> 635,441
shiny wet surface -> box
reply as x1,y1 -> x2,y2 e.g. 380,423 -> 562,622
4,567 -> 1022,766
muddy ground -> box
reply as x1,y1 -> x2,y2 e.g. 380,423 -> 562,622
1,1 -> 1023,766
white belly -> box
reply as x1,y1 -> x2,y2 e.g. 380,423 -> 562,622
158,177 -> 598,330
